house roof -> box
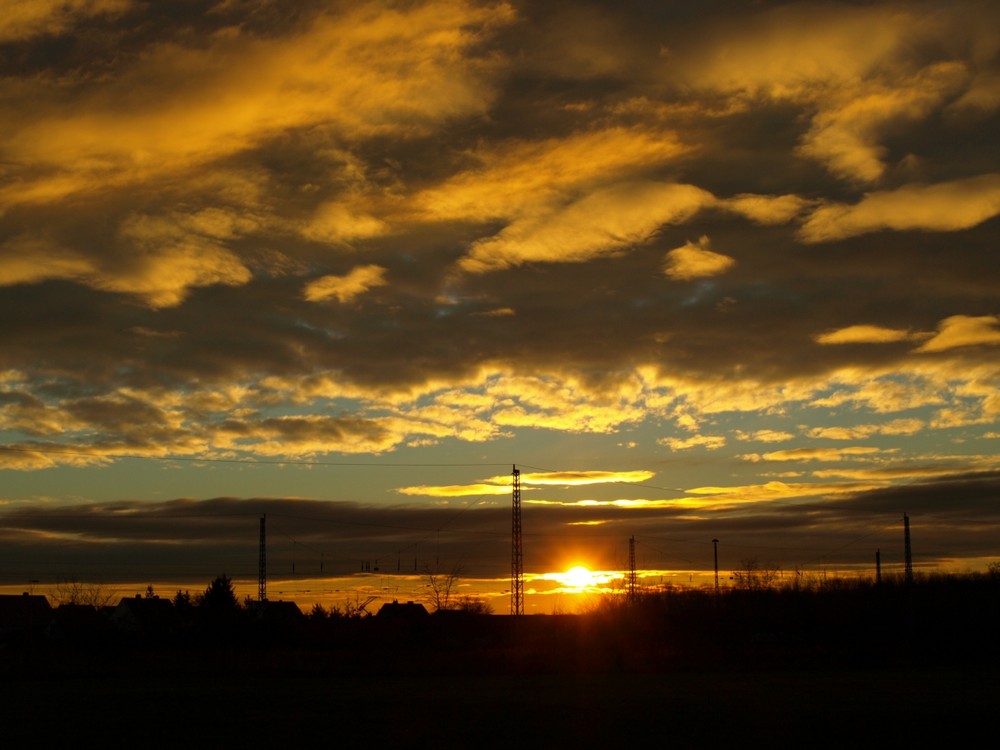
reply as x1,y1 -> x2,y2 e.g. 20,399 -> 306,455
0,594 -> 52,628
377,600 -> 429,619
111,595 -> 177,630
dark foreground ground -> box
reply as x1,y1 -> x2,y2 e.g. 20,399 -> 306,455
0,640 -> 1000,748
4,577 -> 998,747
2,652 -> 995,748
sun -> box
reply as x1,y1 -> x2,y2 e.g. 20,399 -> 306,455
561,565 -> 597,590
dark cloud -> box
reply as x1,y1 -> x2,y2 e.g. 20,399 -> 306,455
3,470 -> 998,586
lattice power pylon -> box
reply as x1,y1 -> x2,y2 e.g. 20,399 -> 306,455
511,465 -> 524,616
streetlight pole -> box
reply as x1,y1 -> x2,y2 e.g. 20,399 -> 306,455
712,538 -> 720,593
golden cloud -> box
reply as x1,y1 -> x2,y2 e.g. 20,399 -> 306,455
734,430 -> 795,443
490,402 -> 646,434
800,174 -> 1000,242
0,218 -> 252,308
0,399 -> 84,437
806,419 -> 925,440
745,446 -> 885,463
302,201 -> 389,244
483,470 -> 655,487
915,315 -> 1000,353
397,483 -> 513,497
526,497 -> 753,511
814,454 -> 1000,480
0,234 -> 94,286
663,235 -> 735,281
303,265 -> 388,304
796,63 -> 967,182
930,407 -> 992,430
529,470 -> 654,486
0,2 -> 510,208
0,445 -> 113,471
722,194 -> 813,225
481,372 -> 649,434
809,371 -> 948,413
679,3 -> 909,95
658,435 -> 727,451
675,3 -> 987,182
413,127 -> 690,223
460,181 -> 715,272
814,325 -> 922,345
686,479 -> 885,501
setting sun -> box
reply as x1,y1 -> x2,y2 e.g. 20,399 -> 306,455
554,565 -> 602,591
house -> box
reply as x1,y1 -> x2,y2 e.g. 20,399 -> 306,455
110,594 -> 177,635
247,599 -> 304,623
0,593 -> 52,642
377,600 -> 429,619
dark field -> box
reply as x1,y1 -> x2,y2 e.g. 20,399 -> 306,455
3,656 -> 995,747
3,576 -> 999,747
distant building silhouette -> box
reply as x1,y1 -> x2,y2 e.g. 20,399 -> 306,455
377,600 -> 429,621
0,593 -> 52,643
111,594 -> 177,635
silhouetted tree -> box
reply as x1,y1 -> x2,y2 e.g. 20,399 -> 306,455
732,558 -> 780,591
52,578 -> 118,608
309,603 -> 328,620
423,564 -> 462,611
198,574 -> 240,614
455,595 -> 493,615
172,589 -> 192,608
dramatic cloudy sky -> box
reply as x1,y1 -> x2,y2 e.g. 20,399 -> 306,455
2,0 -> 999,602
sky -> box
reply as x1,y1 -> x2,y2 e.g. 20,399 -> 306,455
2,0 -> 1000,612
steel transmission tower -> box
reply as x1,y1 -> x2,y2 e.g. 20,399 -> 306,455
626,535 -> 638,604
511,465 -> 524,615
258,514 -> 267,602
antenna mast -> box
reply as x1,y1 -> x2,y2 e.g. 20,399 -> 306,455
511,465 -> 523,616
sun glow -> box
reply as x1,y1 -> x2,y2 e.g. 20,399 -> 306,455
549,565 -> 609,591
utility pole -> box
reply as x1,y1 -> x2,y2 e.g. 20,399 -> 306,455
712,538 -> 720,593
903,513 -> 913,585
875,548 -> 881,586
258,514 -> 267,602
627,535 -> 638,604
511,465 -> 524,616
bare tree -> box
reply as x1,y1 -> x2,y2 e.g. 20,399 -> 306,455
455,595 -> 494,615
422,564 -> 462,612
52,579 -> 119,608
731,558 -> 780,591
